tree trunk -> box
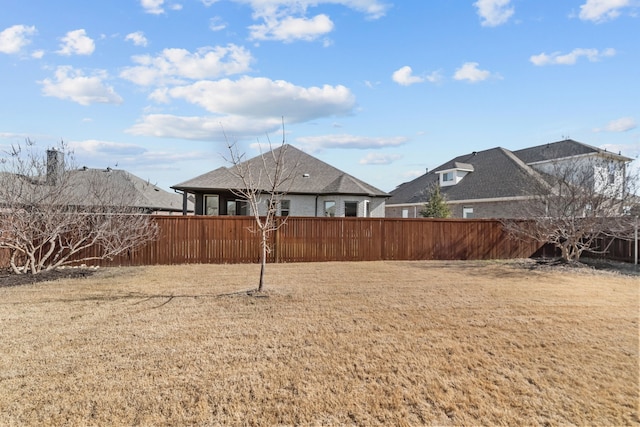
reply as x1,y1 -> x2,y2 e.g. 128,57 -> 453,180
258,232 -> 266,292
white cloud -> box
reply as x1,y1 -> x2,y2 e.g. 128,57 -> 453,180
70,139 -> 147,157
69,139 -> 208,172
40,66 -> 123,106
141,0 -> 165,14
209,16 -> 227,31
125,31 -> 148,47
120,44 -> 252,86
126,114 -> 283,141
453,62 -> 494,83
594,117 -> 637,132
359,152 -> 403,165
579,0 -> 631,22
425,71 -> 443,83
530,48 -> 616,66
57,29 -> 95,56
236,0 -> 389,42
249,14 -> 334,42
239,0 -> 389,20
474,0 -> 514,27
31,50 -> 44,59
159,76 -> 356,123
392,66 -> 424,86
392,66 -> 442,86
0,25 -> 37,54
295,134 -> 408,152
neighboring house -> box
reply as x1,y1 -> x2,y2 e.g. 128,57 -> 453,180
0,150 -> 190,215
386,139 -> 633,219
172,144 -> 389,217
66,167 -> 191,215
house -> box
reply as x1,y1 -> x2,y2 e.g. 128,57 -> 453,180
66,167 -> 191,214
386,139 -> 633,219
0,149 -> 190,215
172,144 -> 389,217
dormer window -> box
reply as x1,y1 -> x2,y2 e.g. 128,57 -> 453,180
438,162 -> 474,187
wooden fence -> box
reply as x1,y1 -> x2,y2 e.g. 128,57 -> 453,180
4,216 -> 636,268
587,236 -> 638,263
29,216 -> 544,267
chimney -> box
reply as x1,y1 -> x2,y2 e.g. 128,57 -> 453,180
46,149 -> 63,185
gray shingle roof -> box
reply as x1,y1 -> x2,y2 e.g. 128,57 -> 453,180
388,147 -> 541,205
0,167 -> 189,213
65,168 -> 187,212
172,144 -> 389,197
514,139 -> 632,163
388,139 -> 631,206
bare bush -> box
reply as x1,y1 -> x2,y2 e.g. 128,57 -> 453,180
502,154 -> 638,262
0,140 -> 157,274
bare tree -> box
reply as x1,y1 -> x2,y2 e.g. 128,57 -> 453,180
0,139 -> 158,274
224,124 -> 298,292
502,154 -> 639,262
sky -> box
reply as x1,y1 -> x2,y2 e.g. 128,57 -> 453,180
1,0 -> 639,193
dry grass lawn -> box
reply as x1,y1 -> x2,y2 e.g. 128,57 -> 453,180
0,260 -> 638,426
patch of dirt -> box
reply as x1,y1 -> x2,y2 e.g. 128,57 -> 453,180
0,268 -> 97,288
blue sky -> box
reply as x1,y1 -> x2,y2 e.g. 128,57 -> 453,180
1,0 -> 638,192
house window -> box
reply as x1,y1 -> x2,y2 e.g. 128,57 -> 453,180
280,200 -> 290,216
608,162 -> 616,184
345,201 -> 358,217
227,200 -> 237,216
204,195 -> 219,216
402,208 -> 409,218
324,201 -> 336,217
227,200 -> 248,216
364,200 -> 370,218
443,172 -> 454,182
463,207 -> 474,219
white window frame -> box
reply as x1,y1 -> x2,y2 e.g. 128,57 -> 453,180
280,199 -> 291,216
324,200 -> 336,217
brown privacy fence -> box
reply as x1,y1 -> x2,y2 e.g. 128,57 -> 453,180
16,216 -> 544,267
2,216 -> 635,268
587,236 -> 637,263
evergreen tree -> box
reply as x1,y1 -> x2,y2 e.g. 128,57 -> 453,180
420,185 -> 451,218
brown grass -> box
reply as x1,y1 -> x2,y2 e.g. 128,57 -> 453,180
0,260 -> 638,426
